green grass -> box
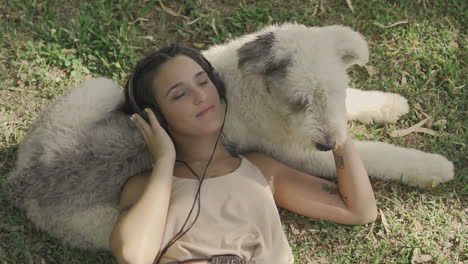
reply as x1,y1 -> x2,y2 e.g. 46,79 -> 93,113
0,0 -> 466,263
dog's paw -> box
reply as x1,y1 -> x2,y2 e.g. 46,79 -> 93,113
401,153 -> 455,188
346,89 -> 409,124
374,93 -> 410,123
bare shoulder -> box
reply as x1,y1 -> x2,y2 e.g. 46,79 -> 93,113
119,170 -> 152,211
242,152 -> 280,166
242,152 -> 284,194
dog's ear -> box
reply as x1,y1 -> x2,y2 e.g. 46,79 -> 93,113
327,25 -> 369,68
237,32 -> 292,77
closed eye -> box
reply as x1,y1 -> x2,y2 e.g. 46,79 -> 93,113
172,87 -> 186,100
288,97 -> 309,112
173,93 -> 185,100
173,80 -> 209,100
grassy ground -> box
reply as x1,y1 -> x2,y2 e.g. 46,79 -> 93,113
0,0 -> 466,263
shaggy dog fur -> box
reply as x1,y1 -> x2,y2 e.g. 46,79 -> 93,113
3,22 -> 454,250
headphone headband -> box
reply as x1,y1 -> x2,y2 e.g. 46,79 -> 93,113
127,70 -> 141,114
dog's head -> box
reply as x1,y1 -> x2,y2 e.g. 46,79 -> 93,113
237,23 -> 368,151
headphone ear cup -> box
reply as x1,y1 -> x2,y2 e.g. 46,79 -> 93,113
139,104 -> 170,133
155,110 -> 168,129
150,106 -> 170,132
139,109 -> 151,124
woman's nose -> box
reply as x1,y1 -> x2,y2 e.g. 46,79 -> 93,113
193,86 -> 207,104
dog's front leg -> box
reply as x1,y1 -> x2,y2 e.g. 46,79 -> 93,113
345,88 -> 409,124
272,140 -> 454,187
340,140 -> 453,187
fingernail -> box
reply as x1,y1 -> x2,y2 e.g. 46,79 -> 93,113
130,114 -> 134,120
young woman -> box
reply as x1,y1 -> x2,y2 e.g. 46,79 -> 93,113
110,45 -> 377,264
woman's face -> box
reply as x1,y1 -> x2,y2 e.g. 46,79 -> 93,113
151,55 -> 224,137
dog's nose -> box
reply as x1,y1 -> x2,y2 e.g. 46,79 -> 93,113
315,141 -> 336,151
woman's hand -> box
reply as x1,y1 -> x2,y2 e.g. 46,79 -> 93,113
332,133 -> 348,167
130,108 -> 176,162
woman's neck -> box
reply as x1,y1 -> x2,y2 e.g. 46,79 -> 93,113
172,131 -> 233,165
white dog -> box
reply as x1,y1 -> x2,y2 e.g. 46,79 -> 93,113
3,22 -> 454,250
204,22 -> 453,187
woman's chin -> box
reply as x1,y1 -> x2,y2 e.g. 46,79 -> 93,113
174,125 -> 222,137
202,125 -> 224,135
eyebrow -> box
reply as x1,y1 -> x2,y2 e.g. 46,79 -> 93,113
165,71 -> 207,97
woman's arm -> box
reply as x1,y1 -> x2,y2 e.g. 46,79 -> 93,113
109,156 -> 175,264
331,136 -> 377,223
245,135 -> 377,225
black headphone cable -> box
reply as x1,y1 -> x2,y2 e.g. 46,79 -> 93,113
154,99 -> 228,263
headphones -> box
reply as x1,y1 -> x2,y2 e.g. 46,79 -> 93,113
126,46 -> 229,264
126,46 -> 227,132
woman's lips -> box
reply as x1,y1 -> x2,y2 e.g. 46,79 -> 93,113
196,105 -> 214,117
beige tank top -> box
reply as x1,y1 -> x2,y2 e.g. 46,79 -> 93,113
159,154 -> 294,264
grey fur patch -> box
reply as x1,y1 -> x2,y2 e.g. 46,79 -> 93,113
264,57 -> 292,77
237,32 -> 292,77
238,32 -> 276,66
2,78 -> 156,249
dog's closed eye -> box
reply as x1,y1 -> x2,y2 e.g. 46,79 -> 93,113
287,97 -> 309,112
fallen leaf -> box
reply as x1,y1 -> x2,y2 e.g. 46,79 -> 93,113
141,35 -> 154,41
187,17 -> 200,25
416,127 -> 437,136
346,0 -> 354,12
267,15 -> 273,25
423,68 -> 440,87
319,2 -> 326,13
434,119 -> 447,126
379,209 -> 390,234
60,48 -> 77,54
423,116 -> 434,128
390,116 -> 433,137
374,20 -> 409,28
290,223 -> 300,235
413,103 -> 430,120
411,247 -> 433,264
401,72 -> 407,86
159,0 -> 188,19
211,18 -> 219,36
364,65 -> 378,76
311,5 -> 318,16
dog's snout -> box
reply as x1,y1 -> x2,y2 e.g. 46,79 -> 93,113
315,140 -> 336,151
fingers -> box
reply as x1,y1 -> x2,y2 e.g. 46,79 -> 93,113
130,113 -> 151,142
144,108 -> 162,129
131,108 -> 165,141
